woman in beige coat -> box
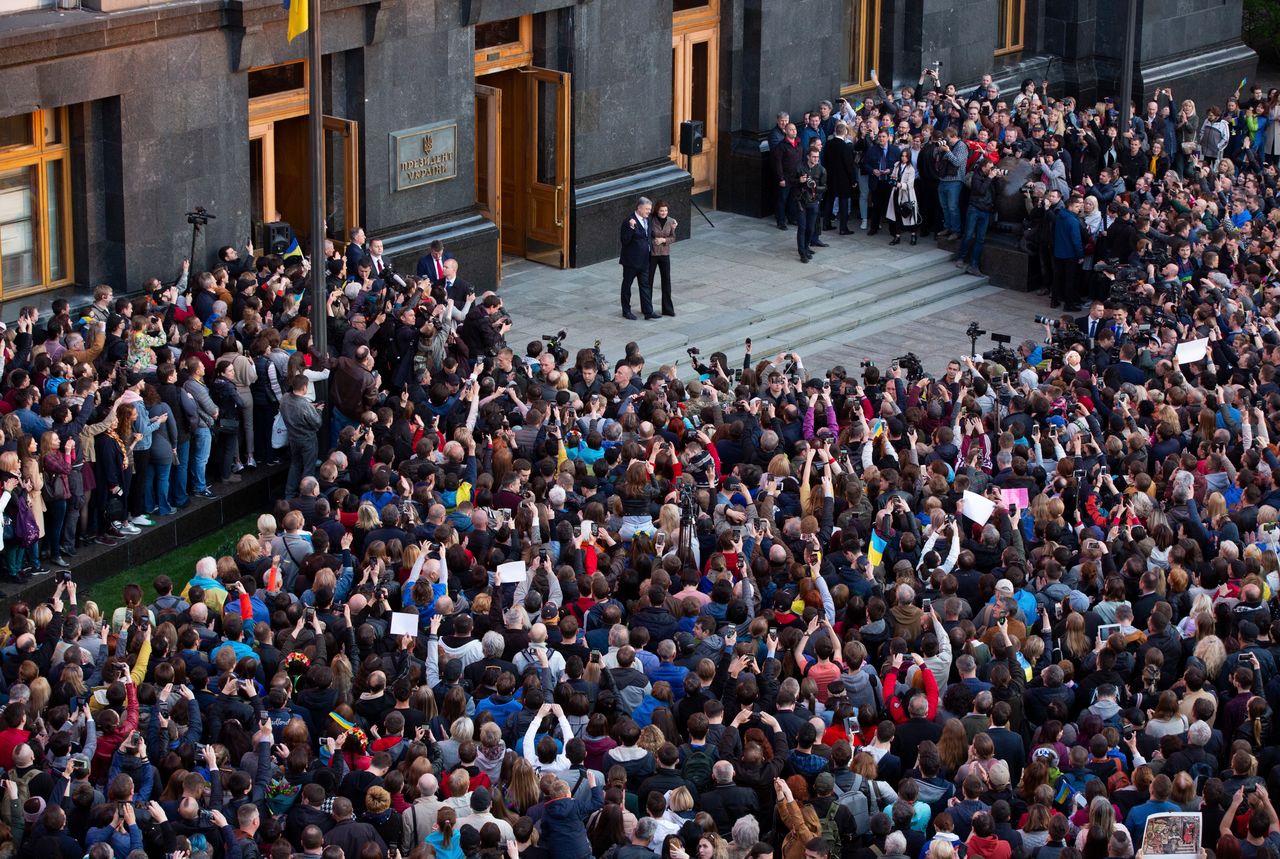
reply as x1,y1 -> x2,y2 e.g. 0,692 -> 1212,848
229,342 -> 258,469
648,200 -> 678,317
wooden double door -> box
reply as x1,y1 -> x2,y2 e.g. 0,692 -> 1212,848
475,66 -> 572,269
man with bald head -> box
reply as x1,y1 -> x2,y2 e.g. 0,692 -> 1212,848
402,773 -> 442,846
515,622 -> 566,677
701,760 -> 759,837
330,344 -> 380,446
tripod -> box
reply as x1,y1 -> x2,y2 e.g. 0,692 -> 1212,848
686,153 -> 714,228
675,487 -> 699,563
185,207 -> 215,270
188,220 -> 203,270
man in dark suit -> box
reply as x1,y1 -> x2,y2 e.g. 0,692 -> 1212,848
618,197 -> 655,321
416,239 -> 453,283
863,130 -> 901,236
344,226 -> 367,275
440,259 -> 473,306
890,689 -> 942,771
1076,301 -> 1110,343
823,121 -> 857,234
987,701 -> 1025,785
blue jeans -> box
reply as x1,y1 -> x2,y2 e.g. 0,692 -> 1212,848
938,181 -> 962,233
796,203 -> 819,254
190,427 -> 212,493
149,458 -> 173,515
170,439 -> 189,507
958,208 -> 991,267
775,182 -> 789,227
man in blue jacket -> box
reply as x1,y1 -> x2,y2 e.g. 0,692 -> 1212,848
1051,195 -> 1086,312
538,768 -> 603,859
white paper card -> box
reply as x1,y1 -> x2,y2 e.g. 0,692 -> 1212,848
1175,338 -> 1209,364
497,561 -> 528,584
390,612 -> 419,637
962,490 -> 996,526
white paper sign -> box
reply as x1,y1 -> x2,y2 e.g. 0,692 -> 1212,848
1175,338 -> 1209,364
497,561 -> 528,584
962,490 -> 996,526
390,612 -> 419,637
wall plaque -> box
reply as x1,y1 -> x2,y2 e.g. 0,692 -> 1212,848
390,122 -> 457,190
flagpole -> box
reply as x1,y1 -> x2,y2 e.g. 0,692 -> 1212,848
307,0 -> 328,360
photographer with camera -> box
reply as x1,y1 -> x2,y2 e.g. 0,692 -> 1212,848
791,143 -> 828,263
952,158 -> 998,277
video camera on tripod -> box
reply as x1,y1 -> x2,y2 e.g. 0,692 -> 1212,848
892,352 -> 924,381
981,333 -> 1020,372
542,329 -> 569,365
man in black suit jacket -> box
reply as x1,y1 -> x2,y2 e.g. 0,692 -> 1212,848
987,703 -> 1025,784
618,197 -> 655,320
439,259 -> 473,306
823,122 -> 858,234
1076,300 -> 1109,342
416,240 -> 454,282
344,226 -> 367,275
863,130 -> 902,236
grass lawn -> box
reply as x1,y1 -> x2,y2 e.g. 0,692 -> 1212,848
88,514 -> 260,618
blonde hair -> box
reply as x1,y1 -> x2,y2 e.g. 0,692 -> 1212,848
668,786 -> 694,812
1194,635 -> 1227,682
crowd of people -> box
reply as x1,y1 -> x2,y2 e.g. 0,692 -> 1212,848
3,66 -> 1280,859
771,70 -> 1280,315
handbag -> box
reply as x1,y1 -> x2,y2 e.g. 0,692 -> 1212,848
104,491 -> 126,524
271,413 -> 289,449
13,495 -> 39,548
215,416 -> 241,437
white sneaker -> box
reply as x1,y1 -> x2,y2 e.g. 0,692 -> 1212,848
232,462 -> 244,473
860,219 -> 868,230
131,515 -> 153,527
118,521 -> 140,535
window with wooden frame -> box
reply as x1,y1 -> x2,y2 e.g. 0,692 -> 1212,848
248,61 -> 309,123
995,0 -> 1025,56
0,108 -> 72,297
841,0 -> 881,96
474,16 -> 533,75
673,0 -> 718,28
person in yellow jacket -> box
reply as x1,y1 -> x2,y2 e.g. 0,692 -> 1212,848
88,622 -> 152,713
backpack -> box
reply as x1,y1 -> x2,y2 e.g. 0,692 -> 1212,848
680,744 -> 716,794
821,795 -> 845,858
1188,760 -> 1216,785
833,773 -> 873,835
1199,122 -> 1223,156
11,767 -> 39,809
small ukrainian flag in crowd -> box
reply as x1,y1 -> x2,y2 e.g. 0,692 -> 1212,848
868,531 -> 887,568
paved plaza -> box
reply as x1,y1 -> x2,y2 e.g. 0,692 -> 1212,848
496,210 -> 1049,377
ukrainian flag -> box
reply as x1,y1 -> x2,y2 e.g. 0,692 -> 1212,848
283,0 -> 308,42
868,531 -> 887,568
283,235 -> 303,260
